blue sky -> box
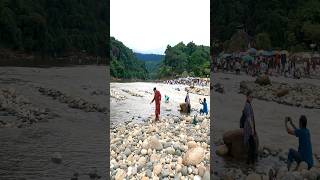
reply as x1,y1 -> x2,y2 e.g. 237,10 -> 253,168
110,0 -> 210,55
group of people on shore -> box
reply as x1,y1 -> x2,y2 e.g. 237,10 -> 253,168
241,91 -> 314,170
216,54 -> 320,79
150,87 -> 208,122
163,77 -> 209,87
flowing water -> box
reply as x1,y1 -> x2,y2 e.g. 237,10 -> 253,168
0,66 -> 108,179
110,82 -> 210,126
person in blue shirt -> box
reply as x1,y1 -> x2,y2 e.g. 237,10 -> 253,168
285,115 -> 313,170
199,98 -> 208,115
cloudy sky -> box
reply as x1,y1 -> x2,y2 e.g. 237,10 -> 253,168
110,0 -> 210,55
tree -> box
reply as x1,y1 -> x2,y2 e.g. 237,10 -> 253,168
255,33 -> 271,50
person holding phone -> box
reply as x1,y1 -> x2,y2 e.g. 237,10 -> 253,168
285,115 -> 313,170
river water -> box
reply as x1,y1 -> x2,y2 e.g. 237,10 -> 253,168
110,82 -> 210,126
0,66 -> 108,179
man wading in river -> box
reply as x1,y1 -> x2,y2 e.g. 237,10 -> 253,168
285,115 -> 313,170
150,87 -> 161,122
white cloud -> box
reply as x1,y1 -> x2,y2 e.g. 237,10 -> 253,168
110,0 -> 210,54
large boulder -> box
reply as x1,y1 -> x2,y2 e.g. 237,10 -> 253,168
223,129 -> 259,159
180,103 -> 189,113
182,147 -> 205,166
255,75 -> 271,86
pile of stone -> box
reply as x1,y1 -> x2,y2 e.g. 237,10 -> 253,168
240,80 -> 320,109
110,90 -> 127,101
38,87 -> 106,112
185,86 -> 210,96
110,114 -> 210,179
122,89 -> 144,97
0,87 -> 52,128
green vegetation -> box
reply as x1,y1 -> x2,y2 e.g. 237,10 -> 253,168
110,37 -> 148,79
110,38 -> 210,80
159,42 -> 210,78
212,0 -> 320,52
0,0 -> 107,59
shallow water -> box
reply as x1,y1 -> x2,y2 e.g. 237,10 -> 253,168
110,82 -> 210,126
0,66 -> 108,179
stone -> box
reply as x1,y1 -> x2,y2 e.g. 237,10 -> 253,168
124,148 -> 131,156
166,147 -> 175,155
216,144 -> 229,156
138,157 -> 146,166
115,169 -> 126,180
153,164 -> 162,175
194,175 -> 201,180
51,152 -> 62,164
141,149 -> 148,155
223,129 -> 259,159
181,166 -> 188,176
162,169 -> 170,177
149,136 -> 163,150
187,141 -> 198,149
297,161 -> 308,171
197,165 -> 206,177
255,75 -> 271,86
183,147 -> 205,166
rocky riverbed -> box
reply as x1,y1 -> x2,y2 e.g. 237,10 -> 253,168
240,77 -> 320,109
110,114 -> 210,179
213,72 -> 320,179
214,138 -> 320,180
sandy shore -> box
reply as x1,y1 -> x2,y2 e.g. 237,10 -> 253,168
0,66 -> 107,179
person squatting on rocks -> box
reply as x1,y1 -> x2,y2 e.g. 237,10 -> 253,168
150,87 -> 161,122
285,115 -> 314,170
185,92 -> 191,114
199,98 -> 208,115
243,91 -> 258,164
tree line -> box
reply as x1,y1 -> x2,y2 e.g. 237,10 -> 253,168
212,0 -> 320,52
0,0 -> 107,59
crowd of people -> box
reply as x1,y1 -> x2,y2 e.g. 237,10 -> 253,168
214,53 -> 320,79
163,77 -> 209,87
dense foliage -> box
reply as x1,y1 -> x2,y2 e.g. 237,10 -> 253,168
212,0 -> 320,52
134,53 -> 164,79
159,42 -> 210,78
110,37 -> 148,79
0,0 -> 107,58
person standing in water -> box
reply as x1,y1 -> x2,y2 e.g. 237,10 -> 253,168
285,115 -> 313,170
243,91 -> 257,164
150,87 -> 161,122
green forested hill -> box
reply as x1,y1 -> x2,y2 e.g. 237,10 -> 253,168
0,0 -> 107,58
212,0 -> 320,52
110,37 -> 148,79
158,42 -> 210,78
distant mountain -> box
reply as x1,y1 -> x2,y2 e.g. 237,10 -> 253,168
134,53 -> 164,62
